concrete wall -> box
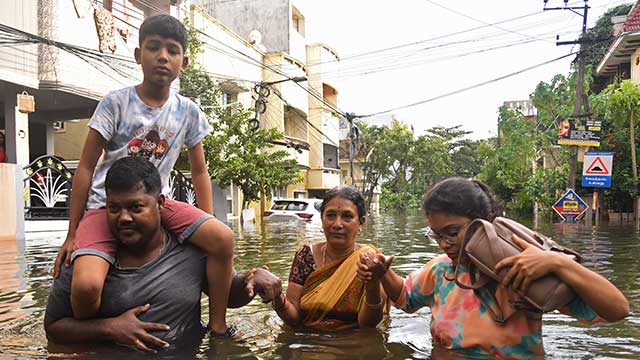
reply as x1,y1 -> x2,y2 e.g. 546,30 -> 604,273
322,111 -> 340,146
305,45 -> 324,170
289,25 -> 307,63
279,56 -> 308,112
0,0 -> 39,88
262,53 -> 309,134
286,169 -> 307,198
54,119 -> 90,160
206,0 -> 290,54
37,0 -> 146,99
306,44 -> 341,179
189,5 -> 263,88
0,163 -> 23,240
632,48 -> 640,84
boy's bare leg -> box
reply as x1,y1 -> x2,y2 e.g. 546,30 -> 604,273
70,255 -> 110,319
188,218 -> 235,336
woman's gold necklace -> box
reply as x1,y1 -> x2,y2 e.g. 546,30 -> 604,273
322,243 -> 356,266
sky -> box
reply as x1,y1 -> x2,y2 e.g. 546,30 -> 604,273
295,0 -> 632,140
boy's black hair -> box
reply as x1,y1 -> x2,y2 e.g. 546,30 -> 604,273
138,14 -> 188,52
421,177 -> 502,222
321,186 -> 366,221
105,157 -> 161,196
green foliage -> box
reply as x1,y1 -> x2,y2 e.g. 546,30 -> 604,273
479,104 -> 569,216
179,22 -> 301,211
477,5 -> 631,215
524,165 -> 569,215
356,120 -> 486,211
203,105 -> 302,210
379,187 -> 419,211
355,122 -> 392,210
581,4 -> 633,92
591,80 -> 640,210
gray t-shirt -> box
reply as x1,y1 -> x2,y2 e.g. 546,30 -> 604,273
45,232 -> 206,342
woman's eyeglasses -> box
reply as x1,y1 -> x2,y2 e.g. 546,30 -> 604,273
425,224 -> 467,246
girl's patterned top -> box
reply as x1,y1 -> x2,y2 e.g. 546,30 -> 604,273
394,254 -> 604,359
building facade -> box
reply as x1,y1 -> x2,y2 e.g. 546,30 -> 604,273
1,0 -> 347,231
203,0 -> 342,200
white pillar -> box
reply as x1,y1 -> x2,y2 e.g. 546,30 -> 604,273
45,122 -> 55,155
13,106 -> 30,166
4,93 -> 30,165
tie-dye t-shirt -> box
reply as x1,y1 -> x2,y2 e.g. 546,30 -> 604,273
394,254 -> 604,359
86,87 -> 212,209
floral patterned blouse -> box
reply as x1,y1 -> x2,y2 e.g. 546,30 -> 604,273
289,244 -> 316,285
394,254 -> 604,359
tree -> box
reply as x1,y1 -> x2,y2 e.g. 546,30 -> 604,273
356,120 -> 486,211
479,106 -> 566,215
593,80 -> 640,212
354,122 -> 392,211
179,22 -> 301,217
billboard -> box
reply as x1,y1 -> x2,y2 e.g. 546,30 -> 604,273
557,117 -> 601,147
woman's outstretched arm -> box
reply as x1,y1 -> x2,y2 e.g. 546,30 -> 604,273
357,253 -> 404,303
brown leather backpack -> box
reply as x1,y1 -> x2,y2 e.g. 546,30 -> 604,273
452,217 -> 581,323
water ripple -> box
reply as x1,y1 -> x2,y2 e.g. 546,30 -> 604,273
0,214 -> 638,359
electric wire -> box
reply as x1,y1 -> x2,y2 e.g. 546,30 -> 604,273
356,30 -> 617,119
423,0 -> 554,43
357,51 -> 579,119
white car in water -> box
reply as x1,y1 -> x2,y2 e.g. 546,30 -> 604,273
263,198 -> 323,222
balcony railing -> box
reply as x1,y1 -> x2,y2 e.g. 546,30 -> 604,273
307,167 -> 340,190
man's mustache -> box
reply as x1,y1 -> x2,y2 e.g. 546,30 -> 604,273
116,223 -> 138,231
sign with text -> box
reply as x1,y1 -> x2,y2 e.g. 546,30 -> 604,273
581,152 -> 613,188
552,189 -> 588,221
557,117 -> 601,147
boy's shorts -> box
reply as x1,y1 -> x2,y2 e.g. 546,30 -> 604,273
71,198 -> 213,264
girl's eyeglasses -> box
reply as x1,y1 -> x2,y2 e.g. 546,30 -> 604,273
425,223 -> 469,246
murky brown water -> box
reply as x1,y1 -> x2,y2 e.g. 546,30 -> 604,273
1,212 -> 639,359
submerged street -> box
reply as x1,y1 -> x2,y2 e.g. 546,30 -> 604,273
0,212 -> 638,359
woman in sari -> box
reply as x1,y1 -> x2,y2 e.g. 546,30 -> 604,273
271,186 -> 386,330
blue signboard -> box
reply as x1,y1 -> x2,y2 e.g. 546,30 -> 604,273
581,152 -> 613,188
552,189 -> 588,221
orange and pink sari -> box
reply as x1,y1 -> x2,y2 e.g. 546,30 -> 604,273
300,245 -> 382,330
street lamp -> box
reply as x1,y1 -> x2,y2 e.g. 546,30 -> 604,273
250,77 -> 308,131
260,76 -> 307,86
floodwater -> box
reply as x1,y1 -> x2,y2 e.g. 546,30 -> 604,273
0,212 -> 639,359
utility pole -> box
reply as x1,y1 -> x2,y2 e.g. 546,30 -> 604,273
544,0 -> 590,190
346,112 -> 357,186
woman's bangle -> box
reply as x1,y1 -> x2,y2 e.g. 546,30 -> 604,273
364,296 -> 384,309
272,292 -> 287,311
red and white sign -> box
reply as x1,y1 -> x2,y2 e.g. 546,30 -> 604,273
582,152 -> 613,188
582,153 -> 612,176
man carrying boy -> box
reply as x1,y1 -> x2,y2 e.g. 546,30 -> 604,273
53,14 -> 235,337
45,157 -> 284,352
